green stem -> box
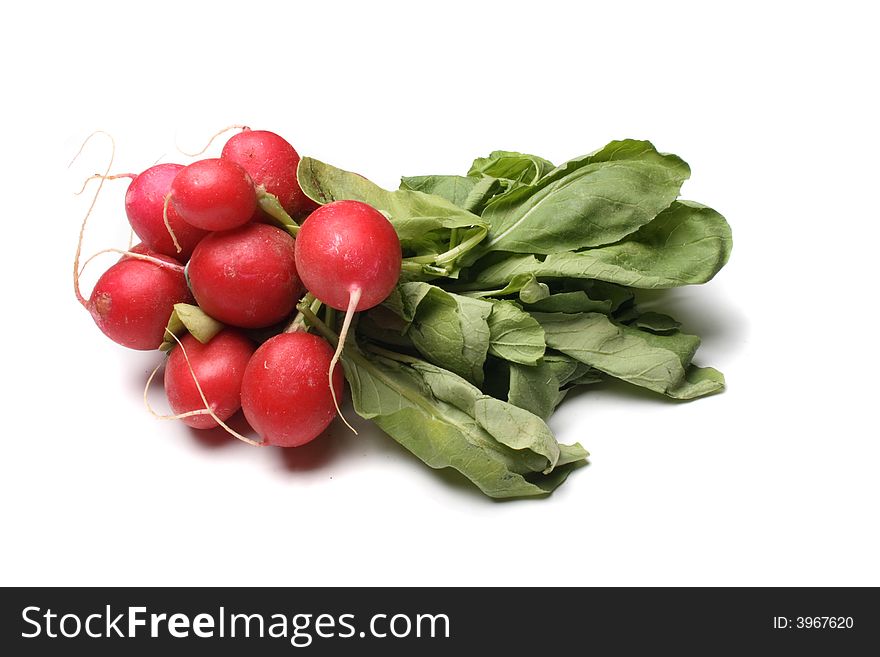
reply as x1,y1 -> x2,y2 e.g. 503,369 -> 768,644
297,304 -> 338,346
257,189 -> 299,237
400,260 -> 429,274
449,226 -> 460,251
325,306 -> 337,331
404,254 -> 439,264
399,226 -> 488,276
285,292 -> 316,332
363,343 -> 422,364
434,226 -> 488,266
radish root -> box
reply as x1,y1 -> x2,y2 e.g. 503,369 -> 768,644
162,194 -> 182,254
176,124 -> 250,158
143,363 -> 213,420
144,332 -> 263,447
72,130 -> 115,308
78,248 -> 185,278
73,172 -> 136,196
328,289 -> 361,436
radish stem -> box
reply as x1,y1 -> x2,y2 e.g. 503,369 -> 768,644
257,189 -> 300,236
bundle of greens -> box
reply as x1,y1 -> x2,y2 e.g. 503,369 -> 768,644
295,139 -> 732,498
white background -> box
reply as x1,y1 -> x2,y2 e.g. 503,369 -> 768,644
1,0 -> 878,586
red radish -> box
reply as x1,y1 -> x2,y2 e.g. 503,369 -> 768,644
295,200 -> 401,312
164,330 -> 255,429
221,130 -> 318,218
125,163 -> 208,260
71,132 -> 192,350
241,332 -> 344,447
170,158 -> 257,231
86,256 -> 192,350
294,200 -> 401,428
187,223 -> 302,328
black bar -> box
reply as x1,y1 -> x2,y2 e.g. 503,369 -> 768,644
1,587 -> 876,655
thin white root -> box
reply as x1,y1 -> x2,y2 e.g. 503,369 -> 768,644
329,289 -> 361,436
143,363 -> 213,420
78,248 -> 185,278
143,333 -> 263,447
176,124 -> 250,158
73,172 -> 135,196
72,130 -> 115,307
162,194 -> 182,253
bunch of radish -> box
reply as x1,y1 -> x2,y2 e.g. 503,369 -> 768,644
75,128 -> 401,447
73,128 -> 734,499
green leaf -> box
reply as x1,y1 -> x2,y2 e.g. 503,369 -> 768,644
343,347 -> 586,498
517,275 -> 551,304
567,280 -> 634,313
566,368 -> 603,387
557,443 -> 590,467
297,157 -> 486,251
159,312 -> 185,352
629,311 -> 682,334
634,327 -> 701,369
544,353 -> 598,387
159,303 -> 224,351
406,356 -> 563,473
473,201 -> 732,289
538,138 -> 689,186
457,273 -> 550,304
382,284 -> 432,326
461,177 -> 505,215
467,142 -> 690,260
357,312 -> 416,349
508,361 -> 562,420
666,366 -> 726,400
400,175 -> 502,214
467,150 -> 555,185
542,354 -> 583,386
471,395 -> 560,474
175,304 -> 224,342
256,191 -> 299,237
524,291 -> 612,314
386,282 -> 492,385
399,175 -> 479,207
486,300 -> 546,365
534,312 -> 723,399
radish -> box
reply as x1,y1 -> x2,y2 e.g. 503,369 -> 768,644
187,223 -> 302,328
169,158 -> 257,231
125,163 -> 208,260
240,332 -> 344,447
84,254 -> 192,350
221,129 -> 318,218
163,330 -> 255,429
71,132 -> 193,350
295,200 -> 401,312
293,200 -> 401,425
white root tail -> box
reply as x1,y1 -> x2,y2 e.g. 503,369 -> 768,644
176,124 -> 250,158
78,248 -> 185,278
329,289 -> 361,436
73,172 -> 135,196
162,194 -> 182,254
71,130 -> 115,307
143,332 -> 263,447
